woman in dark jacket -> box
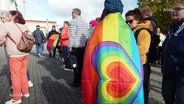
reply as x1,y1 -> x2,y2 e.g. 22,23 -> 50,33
161,1 -> 184,104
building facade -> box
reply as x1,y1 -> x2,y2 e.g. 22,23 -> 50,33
0,0 -> 57,35
26,20 -> 56,35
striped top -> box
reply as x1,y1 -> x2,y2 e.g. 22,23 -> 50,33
68,16 -> 88,48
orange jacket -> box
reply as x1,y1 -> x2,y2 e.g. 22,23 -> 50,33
60,27 -> 69,46
133,21 -> 151,64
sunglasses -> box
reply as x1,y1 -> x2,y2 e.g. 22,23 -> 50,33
126,19 -> 135,24
171,7 -> 184,11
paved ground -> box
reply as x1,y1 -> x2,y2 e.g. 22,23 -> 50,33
0,46 -> 164,104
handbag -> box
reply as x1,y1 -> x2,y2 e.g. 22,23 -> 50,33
8,24 -> 34,52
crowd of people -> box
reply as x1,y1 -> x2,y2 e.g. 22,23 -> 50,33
0,0 -> 184,104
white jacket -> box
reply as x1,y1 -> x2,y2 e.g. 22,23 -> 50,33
68,16 -> 88,48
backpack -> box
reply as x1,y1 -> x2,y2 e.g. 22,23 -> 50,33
150,20 -> 158,36
134,28 -> 160,63
8,24 -> 35,52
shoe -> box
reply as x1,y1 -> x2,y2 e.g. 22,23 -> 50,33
28,80 -> 33,87
61,58 -> 65,62
38,55 -> 42,58
64,68 -> 70,71
5,99 -> 22,104
22,93 -> 30,98
69,82 -> 81,87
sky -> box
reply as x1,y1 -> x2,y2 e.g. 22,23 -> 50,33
16,0 -> 138,26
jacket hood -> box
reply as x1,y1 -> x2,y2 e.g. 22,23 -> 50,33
133,20 -> 153,33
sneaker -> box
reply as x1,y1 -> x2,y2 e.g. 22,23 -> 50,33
64,68 -> 70,71
37,54 -> 42,58
61,58 -> 65,62
28,80 -> 33,87
63,64 -> 65,68
22,93 -> 30,98
5,99 -> 22,104
38,55 -> 42,58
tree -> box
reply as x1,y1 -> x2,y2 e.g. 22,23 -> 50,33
137,0 -> 183,34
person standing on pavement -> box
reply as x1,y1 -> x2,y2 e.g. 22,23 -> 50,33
82,0 -> 144,103
161,1 -> 184,104
68,8 -> 88,87
0,10 -> 33,88
60,21 -> 70,60
47,25 -> 60,58
0,10 -> 30,104
33,25 -> 45,58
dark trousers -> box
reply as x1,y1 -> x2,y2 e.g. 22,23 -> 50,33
62,46 -> 69,60
71,47 -> 85,84
143,62 -> 151,104
50,45 -> 62,58
157,46 -> 162,64
27,70 -> 31,81
162,75 -> 184,104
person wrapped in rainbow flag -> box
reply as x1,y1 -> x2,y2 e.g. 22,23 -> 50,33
82,0 -> 144,104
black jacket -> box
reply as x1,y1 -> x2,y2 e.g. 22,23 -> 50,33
162,19 -> 184,77
47,30 -> 59,40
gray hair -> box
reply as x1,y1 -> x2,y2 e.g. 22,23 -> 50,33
174,1 -> 184,7
0,10 -> 10,18
73,8 -> 81,16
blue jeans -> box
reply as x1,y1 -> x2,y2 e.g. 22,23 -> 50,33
36,43 -> 44,55
162,75 -> 184,104
62,46 -> 69,59
27,70 -> 30,81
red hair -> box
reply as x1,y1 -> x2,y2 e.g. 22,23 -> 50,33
9,10 -> 25,24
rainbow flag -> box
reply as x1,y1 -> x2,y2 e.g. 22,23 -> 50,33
82,13 -> 144,104
46,34 -> 59,53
